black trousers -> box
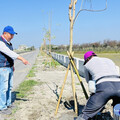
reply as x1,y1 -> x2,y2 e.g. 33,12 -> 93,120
79,81 -> 120,120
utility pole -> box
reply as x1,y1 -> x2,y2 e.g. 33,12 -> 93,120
49,12 -> 52,54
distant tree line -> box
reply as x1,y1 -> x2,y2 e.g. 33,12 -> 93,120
14,46 -> 35,54
26,46 -> 35,51
51,39 -> 120,53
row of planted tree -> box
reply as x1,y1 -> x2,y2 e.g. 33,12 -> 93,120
50,39 -> 120,53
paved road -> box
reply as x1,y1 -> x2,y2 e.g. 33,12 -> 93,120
13,49 -> 39,90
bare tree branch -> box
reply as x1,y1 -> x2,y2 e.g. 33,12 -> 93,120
73,0 -> 107,26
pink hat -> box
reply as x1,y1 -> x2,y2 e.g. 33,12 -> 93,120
84,51 -> 96,61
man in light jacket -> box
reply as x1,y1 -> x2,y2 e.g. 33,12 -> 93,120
0,26 -> 29,115
77,51 -> 120,120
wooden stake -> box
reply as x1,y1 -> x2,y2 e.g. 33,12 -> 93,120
67,51 -> 89,99
71,65 -> 78,115
55,63 -> 70,115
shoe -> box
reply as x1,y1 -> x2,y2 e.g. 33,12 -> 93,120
7,104 -> 16,109
0,108 -> 12,115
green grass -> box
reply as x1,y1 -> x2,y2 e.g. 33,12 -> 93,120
27,69 -> 35,77
51,59 -> 60,67
76,83 -> 80,85
56,51 -> 120,68
16,80 -> 39,98
74,53 -> 120,68
27,66 -> 37,77
42,59 -> 60,67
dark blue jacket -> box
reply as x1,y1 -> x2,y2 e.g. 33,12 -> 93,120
0,36 -> 14,67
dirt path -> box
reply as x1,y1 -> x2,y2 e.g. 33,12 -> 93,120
6,51 -> 113,120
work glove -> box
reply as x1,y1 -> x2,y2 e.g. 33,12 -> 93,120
88,80 -> 96,94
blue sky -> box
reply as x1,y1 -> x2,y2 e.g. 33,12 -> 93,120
0,0 -> 120,49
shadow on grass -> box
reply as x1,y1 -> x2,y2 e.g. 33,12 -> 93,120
11,91 -> 29,103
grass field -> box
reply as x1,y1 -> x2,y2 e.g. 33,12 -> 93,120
57,52 -> 120,68
74,53 -> 120,67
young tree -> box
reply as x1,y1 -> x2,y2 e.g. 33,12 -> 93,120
45,30 -> 55,54
69,0 -> 107,53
